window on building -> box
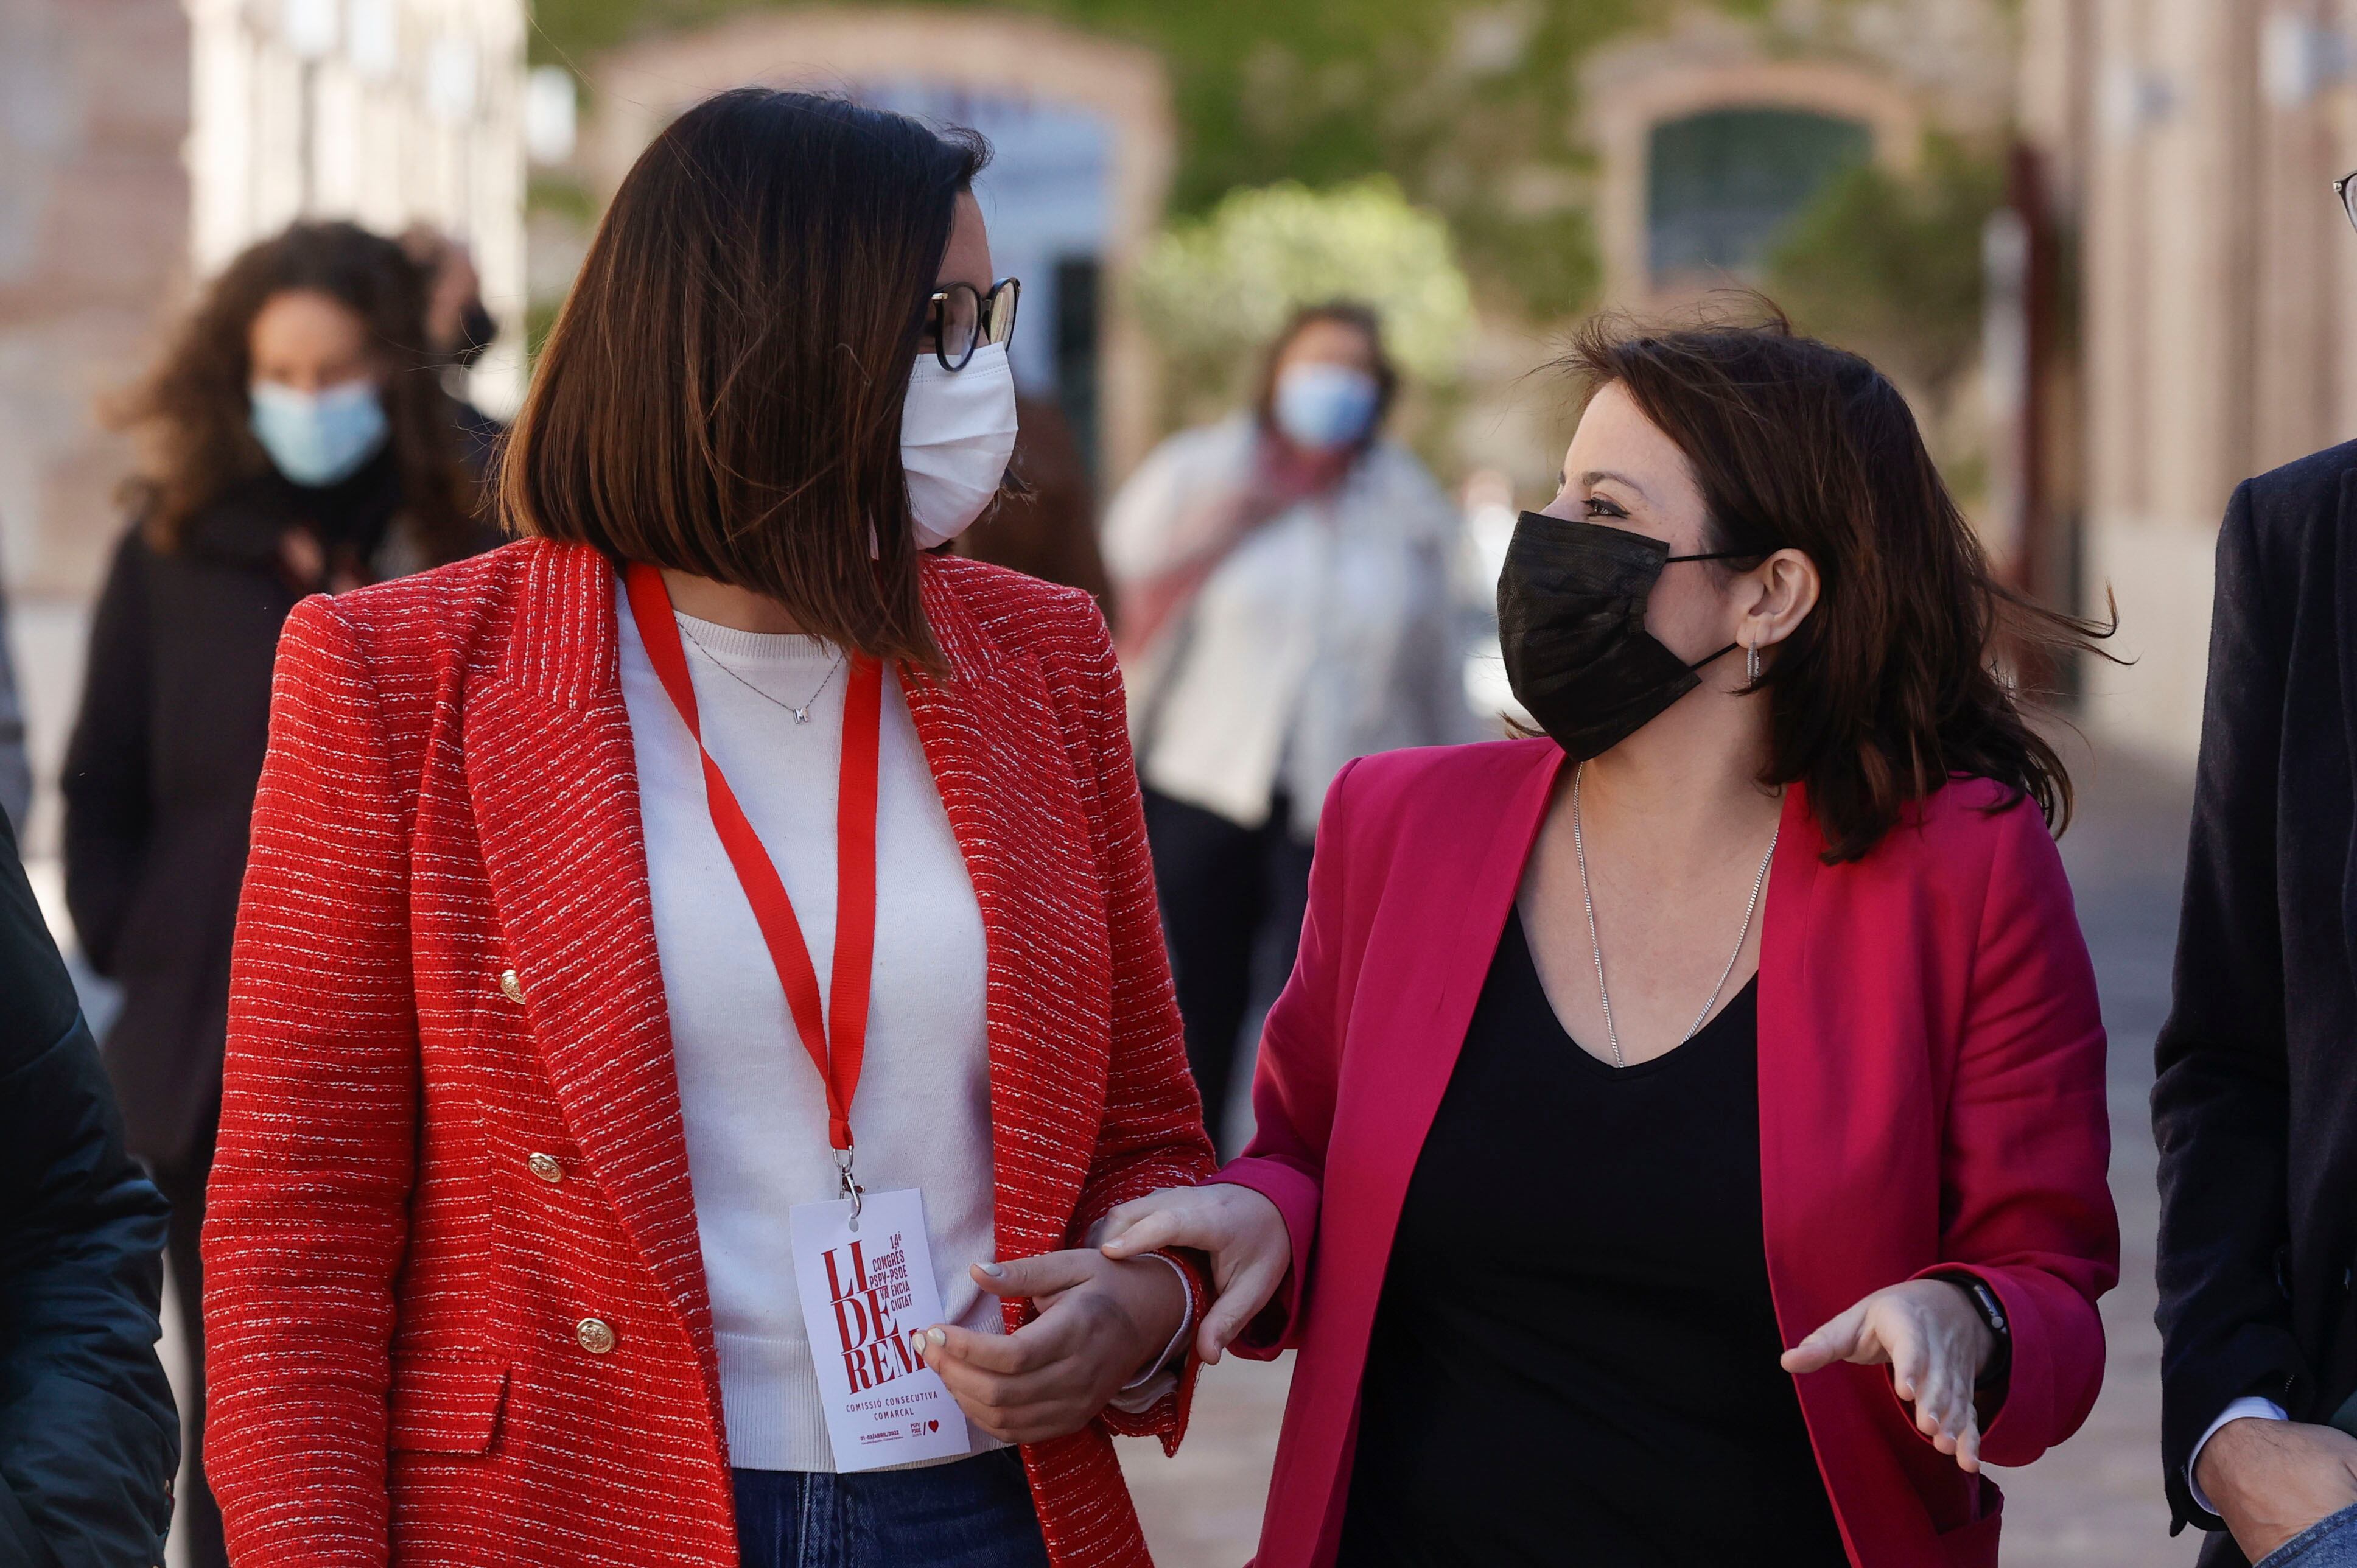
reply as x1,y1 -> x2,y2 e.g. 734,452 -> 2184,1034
1647,108 -> 1873,283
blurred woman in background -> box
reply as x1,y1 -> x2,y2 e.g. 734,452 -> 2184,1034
61,218 -> 489,1568
1104,303 -> 1475,1149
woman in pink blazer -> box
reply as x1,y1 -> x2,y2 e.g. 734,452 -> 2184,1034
1100,315 -> 2120,1567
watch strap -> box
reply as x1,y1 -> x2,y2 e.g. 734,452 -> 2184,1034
1929,1270 -> 2012,1388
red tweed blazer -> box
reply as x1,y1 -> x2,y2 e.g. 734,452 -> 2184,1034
204,540 -> 1215,1568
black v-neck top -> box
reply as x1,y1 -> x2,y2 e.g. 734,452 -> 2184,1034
1336,907 -> 1846,1566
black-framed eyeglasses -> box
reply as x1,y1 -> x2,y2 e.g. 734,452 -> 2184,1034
922,278 -> 1020,371
2337,170 -> 2357,236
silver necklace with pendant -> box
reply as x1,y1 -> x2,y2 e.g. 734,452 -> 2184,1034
1569,761 -> 1778,1069
675,620 -> 846,724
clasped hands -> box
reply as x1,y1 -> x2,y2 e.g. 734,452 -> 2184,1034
912,1185 -> 1288,1444
1077,1183 -> 2003,1473
916,1248 -> 1189,1444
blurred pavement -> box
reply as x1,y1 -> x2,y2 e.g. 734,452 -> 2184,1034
1117,734 -> 2206,1566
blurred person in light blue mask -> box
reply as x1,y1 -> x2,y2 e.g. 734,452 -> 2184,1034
1106,301 -> 1477,1152
247,368 -> 390,487
61,219 -> 494,1568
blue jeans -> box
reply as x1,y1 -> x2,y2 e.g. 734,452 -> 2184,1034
730,1451 -> 1051,1568
2260,1503 -> 2357,1567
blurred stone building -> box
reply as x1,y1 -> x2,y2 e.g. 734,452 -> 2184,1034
2022,0 -> 2357,758
0,0 -> 525,850
545,2 -> 2024,512
1581,2 -> 2015,312
1557,0 -> 2357,764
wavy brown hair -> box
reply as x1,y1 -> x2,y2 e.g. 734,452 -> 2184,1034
1560,309 -> 2113,863
114,220 -> 475,558
502,89 -> 990,668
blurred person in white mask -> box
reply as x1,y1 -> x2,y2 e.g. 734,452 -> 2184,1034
1105,301 -> 1477,1150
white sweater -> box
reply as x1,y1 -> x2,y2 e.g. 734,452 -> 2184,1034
617,588 -> 1002,1472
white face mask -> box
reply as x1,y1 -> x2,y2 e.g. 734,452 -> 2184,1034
901,341 -> 1020,548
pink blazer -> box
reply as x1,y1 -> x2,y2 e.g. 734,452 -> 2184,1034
1217,738 -> 2117,1568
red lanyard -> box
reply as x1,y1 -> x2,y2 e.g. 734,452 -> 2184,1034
622,562 -> 882,1158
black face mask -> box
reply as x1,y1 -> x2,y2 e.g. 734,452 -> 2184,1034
1496,510 -> 1749,761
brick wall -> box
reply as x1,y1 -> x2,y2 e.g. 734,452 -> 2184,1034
0,0 -> 191,603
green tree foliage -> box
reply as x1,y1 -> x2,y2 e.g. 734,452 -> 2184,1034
1131,177 -> 1476,430
1134,178 -> 1474,383
1763,135 -> 2006,394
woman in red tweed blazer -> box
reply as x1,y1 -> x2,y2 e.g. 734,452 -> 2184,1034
204,91 -> 1212,1568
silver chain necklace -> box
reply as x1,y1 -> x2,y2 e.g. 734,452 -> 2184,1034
675,620 -> 846,724
1569,761 -> 1779,1069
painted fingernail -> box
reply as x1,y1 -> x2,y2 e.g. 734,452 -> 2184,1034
977,1261 -> 1005,1278
926,1326 -> 947,1347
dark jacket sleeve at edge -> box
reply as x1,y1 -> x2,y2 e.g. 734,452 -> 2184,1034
2151,478 -> 2305,1535
0,799 -> 179,1568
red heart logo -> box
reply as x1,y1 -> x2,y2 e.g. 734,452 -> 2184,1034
928,1420 -> 939,1432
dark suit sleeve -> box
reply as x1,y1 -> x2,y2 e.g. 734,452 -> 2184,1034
0,802 -> 179,1568
61,528 -> 156,976
2152,480 -> 2303,1533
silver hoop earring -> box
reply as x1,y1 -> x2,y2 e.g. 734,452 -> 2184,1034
1746,643 -> 1762,684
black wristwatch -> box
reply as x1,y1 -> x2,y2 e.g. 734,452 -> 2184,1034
1931,1272 -> 2012,1388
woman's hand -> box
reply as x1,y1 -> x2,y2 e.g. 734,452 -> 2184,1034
1095,1183 -> 1290,1363
917,1250 -> 1187,1445
1780,1279 -> 1999,1473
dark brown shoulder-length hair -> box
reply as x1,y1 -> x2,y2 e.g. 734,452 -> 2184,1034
114,220 -> 475,558
503,88 -> 989,668
1252,300 -> 1401,456
1560,307 -> 2113,864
